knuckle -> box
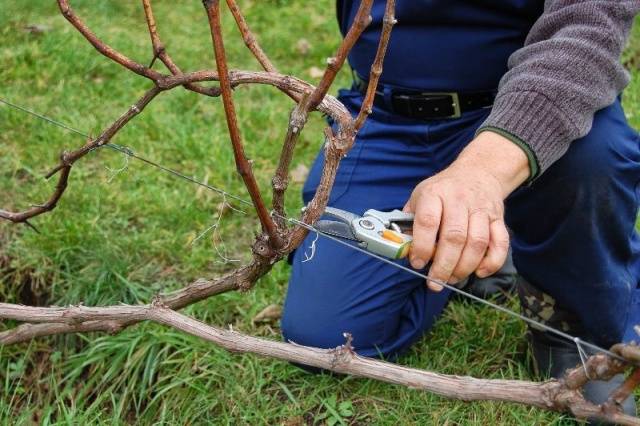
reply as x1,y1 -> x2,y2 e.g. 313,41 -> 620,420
469,206 -> 491,216
453,191 -> 466,202
486,205 -> 504,220
468,234 -> 490,252
416,212 -> 440,230
442,227 -> 467,246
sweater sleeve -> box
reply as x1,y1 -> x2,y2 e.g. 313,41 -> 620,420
477,0 -> 640,179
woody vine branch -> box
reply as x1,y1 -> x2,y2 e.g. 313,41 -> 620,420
0,1 -> 639,424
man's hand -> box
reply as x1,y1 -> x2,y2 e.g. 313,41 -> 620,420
403,131 -> 530,291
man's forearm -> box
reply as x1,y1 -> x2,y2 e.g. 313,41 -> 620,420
478,0 -> 639,178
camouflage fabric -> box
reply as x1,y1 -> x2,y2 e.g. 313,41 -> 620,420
517,278 -> 583,334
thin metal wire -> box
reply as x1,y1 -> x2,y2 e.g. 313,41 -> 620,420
283,216 -> 630,364
0,98 -> 252,208
0,98 -> 88,138
1,97 -> 635,366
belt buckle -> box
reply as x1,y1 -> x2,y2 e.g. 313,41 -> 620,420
422,92 -> 461,119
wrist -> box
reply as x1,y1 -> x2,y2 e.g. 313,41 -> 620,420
455,131 -> 530,198
477,126 -> 539,180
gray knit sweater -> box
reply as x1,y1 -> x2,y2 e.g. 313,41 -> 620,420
478,0 -> 640,179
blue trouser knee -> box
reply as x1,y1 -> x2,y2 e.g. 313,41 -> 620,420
281,88 -> 640,358
506,99 -> 640,346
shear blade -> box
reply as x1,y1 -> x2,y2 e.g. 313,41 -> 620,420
323,206 -> 361,224
314,219 -> 358,241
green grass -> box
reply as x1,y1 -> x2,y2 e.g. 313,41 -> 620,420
0,2 -> 638,425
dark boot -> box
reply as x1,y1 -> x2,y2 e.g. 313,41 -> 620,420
518,278 -> 637,421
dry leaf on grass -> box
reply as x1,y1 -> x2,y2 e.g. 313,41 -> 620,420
252,304 -> 282,323
23,24 -> 51,34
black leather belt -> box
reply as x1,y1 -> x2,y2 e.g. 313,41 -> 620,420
353,73 -> 496,120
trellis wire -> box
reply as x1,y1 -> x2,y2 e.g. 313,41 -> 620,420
1,97 -> 636,367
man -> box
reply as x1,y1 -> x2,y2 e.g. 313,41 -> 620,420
282,0 -> 640,416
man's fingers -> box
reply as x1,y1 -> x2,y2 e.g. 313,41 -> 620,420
427,201 -> 468,285
476,218 -> 510,278
451,210 -> 490,281
426,278 -> 444,292
408,193 -> 442,270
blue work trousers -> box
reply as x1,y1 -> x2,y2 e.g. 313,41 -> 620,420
282,87 -> 640,358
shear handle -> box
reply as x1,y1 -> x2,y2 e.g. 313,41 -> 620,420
363,209 -> 414,227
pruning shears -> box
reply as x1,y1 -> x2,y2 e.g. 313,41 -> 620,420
314,207 -> 414,259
